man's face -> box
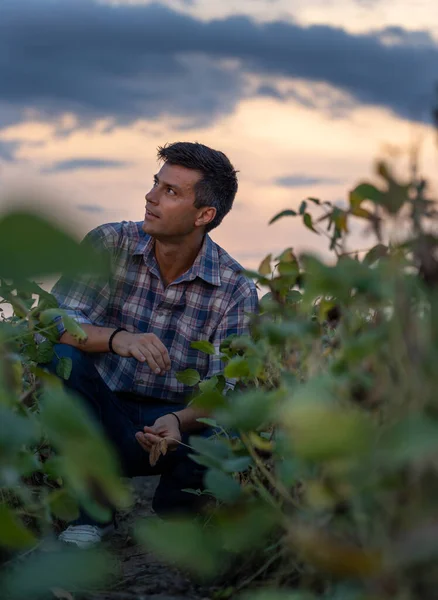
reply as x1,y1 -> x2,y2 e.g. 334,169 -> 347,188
142,162 -> 204,239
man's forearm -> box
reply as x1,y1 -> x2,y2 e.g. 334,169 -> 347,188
172,406 -> 212,433
59,324 -> 116,353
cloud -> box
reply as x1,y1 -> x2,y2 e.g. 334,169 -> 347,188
0,140 -> 20,162
1,0 -> 437,131
42,158 -> 131,173
76,204 -> 106,213
275,175 -> 344,187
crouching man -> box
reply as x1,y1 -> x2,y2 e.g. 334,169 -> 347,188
47,142 -> 258,548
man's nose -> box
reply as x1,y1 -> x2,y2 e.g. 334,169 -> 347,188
145,188 -> 156,203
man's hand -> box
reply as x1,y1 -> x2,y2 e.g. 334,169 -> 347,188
135,413 -> 182,454
112,331 -> 171,375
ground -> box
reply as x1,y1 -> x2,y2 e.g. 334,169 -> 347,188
80,476 -> 211,600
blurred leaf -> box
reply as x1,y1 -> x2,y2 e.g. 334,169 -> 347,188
350,183 -> 383,208
175,369 -> 201,386
258,254 -> 272,276
224,357 -> 251,379
269,210 -> 297,225
307,197 -> 321,205
303,213 -> 319,234
56,357 -> 72,381
217,503 -> 278,553
196,417 -> 219,428
0,504 -> 36,549
299,201 -> 307,215
282,400 -> 374,462
215,390 -> 273,431
1,547 -> 114,598
189,435 -> 230,461
190,341 -> 216,355
0,407 -> 39,453
289,525 -> 382,578
0,210 -> 109,280
48,489 -> 80,522
136,518 -> 221,577
205,469 -> 242,503
36,340 -> 54,364
363,243 -> 388,265
39,310 -> 87,342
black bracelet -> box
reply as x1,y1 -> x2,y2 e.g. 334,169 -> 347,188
108,327 -> 127,354
170,412 -> 182,431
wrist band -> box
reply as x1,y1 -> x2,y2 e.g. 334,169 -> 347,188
170,412 -> 182,431
108,327 -> 127,354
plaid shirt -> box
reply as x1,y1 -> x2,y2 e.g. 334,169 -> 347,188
51,221 -> 258,403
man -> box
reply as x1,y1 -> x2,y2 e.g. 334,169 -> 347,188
48,142 -> 258,548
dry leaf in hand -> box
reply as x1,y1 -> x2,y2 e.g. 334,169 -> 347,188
149,438 -> 168,467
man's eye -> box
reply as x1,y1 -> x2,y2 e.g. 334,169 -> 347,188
167,187 -> 175,195
153,179 -> 158,187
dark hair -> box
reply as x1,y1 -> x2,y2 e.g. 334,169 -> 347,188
157,142 -> 238,232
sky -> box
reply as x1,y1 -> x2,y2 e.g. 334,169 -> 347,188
1,0 -> 438,270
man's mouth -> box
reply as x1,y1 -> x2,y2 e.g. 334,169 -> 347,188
145,207 -> 159,219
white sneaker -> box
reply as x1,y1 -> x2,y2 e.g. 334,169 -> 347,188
58,523 -> 115,549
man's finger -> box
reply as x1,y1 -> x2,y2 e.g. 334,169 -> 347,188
139,345 -> 164,374
135,432 -> 152,452
129,347 -> 146,363
151,340 -> 171,371
144,432 -> 163,445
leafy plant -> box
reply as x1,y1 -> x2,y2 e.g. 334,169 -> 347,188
138,159 -> 438,600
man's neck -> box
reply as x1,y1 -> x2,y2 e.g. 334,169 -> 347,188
154,232 -> 205,287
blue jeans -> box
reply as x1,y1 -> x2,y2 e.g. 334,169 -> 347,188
45,344 -> 212,519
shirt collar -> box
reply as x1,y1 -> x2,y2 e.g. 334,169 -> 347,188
133,233 -> 221,287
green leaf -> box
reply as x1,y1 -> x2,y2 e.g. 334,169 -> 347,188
349,183 -> 383,209
0,210 -> 109,280
0,407 -> 39,454
56,357 -> 73,380
307,197 -> 321,205
196,417 -> 219,428
303,213 -> 319,233
258,253 -> 272,276
175,368 -> 201,386
136,518 -> 222,577
0,504 -> 36,549
224,356 -> 251,379
1,547 -> 114,599
269,209 -> 297,225
215,390 -> 273,431
363,244 -> 388,266
299,200 -> 307,215
48,489 -> 80,521
36,340 -> 54,364
189,435 -> 230,461
205,469 -> 242,503
39,309 -> 87,342
198,376 -> 219,393
190,340 -> 216,355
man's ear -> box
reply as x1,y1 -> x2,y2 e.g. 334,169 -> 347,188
195,207 -> 216,228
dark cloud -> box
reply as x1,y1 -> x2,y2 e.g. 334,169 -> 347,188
1,0 -> 437,132
76,204 -> 106,213
0,140 -> 20,162
275,175 -> 344,187
43,158 -> 131,173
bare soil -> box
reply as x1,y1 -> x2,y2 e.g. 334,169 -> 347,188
80,476 -> 213,600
